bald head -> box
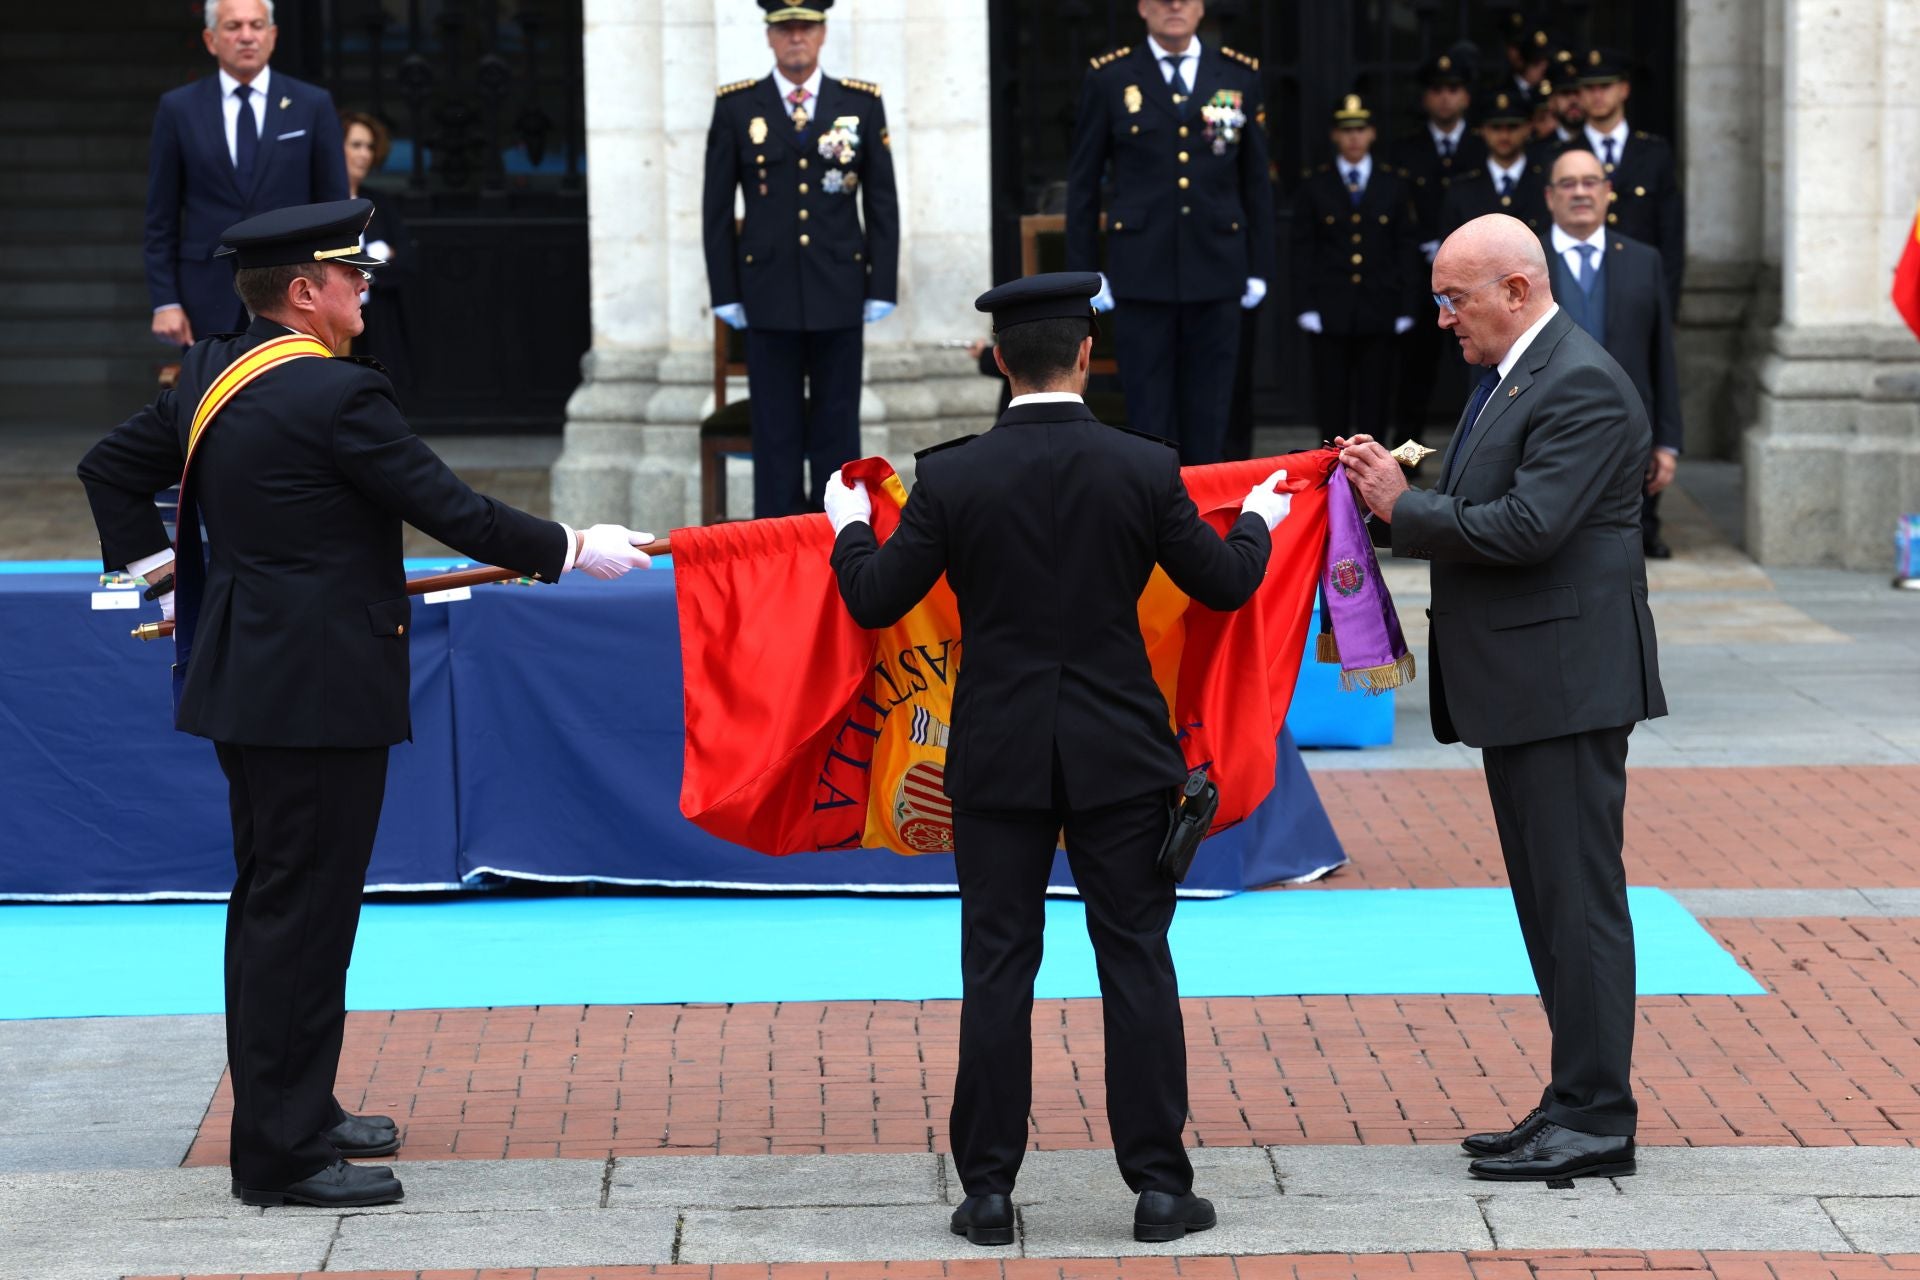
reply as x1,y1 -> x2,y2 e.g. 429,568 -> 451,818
1430,214 -> 1554,367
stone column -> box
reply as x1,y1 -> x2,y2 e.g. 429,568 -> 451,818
1744,0 -> 1920,567
552,2 -> 998,531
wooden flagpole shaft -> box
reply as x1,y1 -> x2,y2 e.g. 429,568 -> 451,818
131,536 -> 672,641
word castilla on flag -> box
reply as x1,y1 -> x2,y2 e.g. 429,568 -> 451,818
670,448 -> 1409,858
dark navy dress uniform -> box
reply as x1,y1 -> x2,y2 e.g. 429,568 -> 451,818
1289,104 -> 1421,440
78,202 -> 570,1196
1439,92 -> 1551,238
1065,42 -> 1275,463
1563,50 -> 1685,304
832,274 -> 1272,1209
703,68 -> 899,517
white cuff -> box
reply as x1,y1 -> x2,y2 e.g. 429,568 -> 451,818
558,523 -> 577,574
127,549 -> 175,579
152,304 -> 183,314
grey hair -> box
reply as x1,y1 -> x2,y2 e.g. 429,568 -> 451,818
205,0 -> 275,29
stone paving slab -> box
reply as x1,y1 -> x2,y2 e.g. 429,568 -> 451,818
1014,1193 -> 1496,1258
325,1205 -> 678,1272
1822,1197 -> 1920,1252
0,1165 -> 259,1223
0,1211 -> 333,1280
608,1152 -> 942,1209
996,1146 -> 1280,1205
280,1156 -> 609,1216
675,1204 -> 990,1264
1482,1193 -> 1851,1251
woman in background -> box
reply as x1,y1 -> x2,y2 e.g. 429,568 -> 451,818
341,110 -> 414,399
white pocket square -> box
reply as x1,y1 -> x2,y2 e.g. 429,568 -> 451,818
275,129 -> 307,141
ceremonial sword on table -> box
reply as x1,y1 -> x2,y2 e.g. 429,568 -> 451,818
129,536 -> 675,641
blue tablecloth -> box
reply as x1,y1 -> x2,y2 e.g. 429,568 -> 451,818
0,567 -> 1347,899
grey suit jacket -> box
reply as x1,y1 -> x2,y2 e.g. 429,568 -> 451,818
1544,231 -> 1684,452
1391,308 -> 1667,748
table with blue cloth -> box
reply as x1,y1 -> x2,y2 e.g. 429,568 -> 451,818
0,563 -> 1353,899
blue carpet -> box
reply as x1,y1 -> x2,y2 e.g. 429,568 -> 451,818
0,887 -> 1761,1019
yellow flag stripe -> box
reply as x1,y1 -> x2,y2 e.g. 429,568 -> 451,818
185,335 -> 331,461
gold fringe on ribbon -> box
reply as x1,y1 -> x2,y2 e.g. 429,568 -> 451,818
1336,650 -> 1417,695
1316,631 -> 1341,664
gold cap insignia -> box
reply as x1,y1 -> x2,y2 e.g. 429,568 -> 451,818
1345,94 -> 1360,111
1534,30 -> 1548,47
1496,93 -> 1510,109
1438,55 -> 1451,71
1590,49 -> 1602,65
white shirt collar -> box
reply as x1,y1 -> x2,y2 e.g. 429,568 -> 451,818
218,65 -> 270,101
1339,154 -> 1373,185
1584,119 -> 1629,153
773,64 -> 824,108
1146,34 -> 1202,68
1488,155 -> 1527,184
1496,304 -> 1561,381
1428,119 -> 1465,148
1007,392 -> 1085,408
1551,222 -> 1607,257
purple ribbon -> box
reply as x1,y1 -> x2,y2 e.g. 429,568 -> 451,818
1318,473 -> 1414,693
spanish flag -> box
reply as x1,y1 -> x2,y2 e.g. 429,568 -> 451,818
673,448 -> 1399,857
1896,199 -> 1920,342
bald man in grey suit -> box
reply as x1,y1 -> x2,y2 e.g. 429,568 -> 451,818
1339,214 -> 1665,1183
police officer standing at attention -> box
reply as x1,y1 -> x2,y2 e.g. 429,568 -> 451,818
1292,95 -> 1419,442
1568,49 -> 1684,305
1065,0 -> 1275,463
77,200 -> 652,1209
826,274 -> 1290,1245
1440,89 -> 1550,239
703,0 -> 900,518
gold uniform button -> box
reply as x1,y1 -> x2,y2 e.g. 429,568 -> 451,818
1178,176 -> 1189,189
799,209 -> 809,221
1604,162 -> 1616,173
799,233 -> 811,245
1178,125 -> 1189,138
1180,204 -> 1191,214
1325,215 -> 1335,225
745,254 -> 754,263
1351,213 -> 1362,223
1351,233 -> 1362,244
1178,150 -> 1190,163
1608,190 -> 1618,202
1230,221 -> 1239,231
756,153 -> 765,164
396,624 -> 405,636
799,158 -> 809,170
1634,185 -> 1646,197
1607,212 -> 1619,224
1379,214 -> 1389,224
1131,124 -> 1140,134
1350,253 -> 1363,265
799,182 -> 809,194
854,251 -> 862,260
1113,221 -> 1124,231
1351,272 -> 1363,283
1500,195 -> 1512,207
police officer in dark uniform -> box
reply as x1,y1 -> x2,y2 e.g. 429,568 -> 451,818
824,274 -> 1289,1246
1064,0 -> 1275,463
77,200 -> 651,1209
1394,53 -> 1484,446
1291,95 -> 1421,442
1566,48 -> 1685,305
703,0 -> 900,517
1440,89 -> 1550,239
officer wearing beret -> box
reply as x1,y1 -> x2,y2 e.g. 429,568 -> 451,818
1566,48 -> 1685,305
826,273 -> 1289,1246
703,0 -> 900,517
1440,89 -> 1550,239
77,200 -> 651,1209
1064,0 -> 1275,463
1292,95 -> 1421,442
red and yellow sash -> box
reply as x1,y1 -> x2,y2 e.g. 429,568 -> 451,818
175,334 -> 333,510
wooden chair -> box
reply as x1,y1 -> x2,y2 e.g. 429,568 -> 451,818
699,319 -> 753,524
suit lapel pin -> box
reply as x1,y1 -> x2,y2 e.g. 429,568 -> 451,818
279,95 -> 291,110
1508,386 -> 1519,397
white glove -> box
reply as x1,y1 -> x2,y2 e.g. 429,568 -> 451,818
1420,239 -> 1440,263
1091,272 -> 1116,314
1240,468 -> 1290,531
824,468 -> 871,534
1393,315 -> 1415,335
366,239 -> 394,263
1240,277 -> 1268,310
1296,311 -> 1323,334
573,525 -> 653,580
158,590 -> 174,622
863,299 -> 896,324
714,303 -> 748,330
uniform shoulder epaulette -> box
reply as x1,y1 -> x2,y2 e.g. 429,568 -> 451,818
716,78 -> 755,98
915,434 -> 977,462
1634,129 -> 1649,140
1221,46 -> 1259,71
1395,165 -> 1412,178
1461,167 -> 1485,180
839,77 -> 882,97
1088,45 -> 1131,71
1107,423 -> 1176,449
335,354 -> 390,374
1315,162 -> 1331,173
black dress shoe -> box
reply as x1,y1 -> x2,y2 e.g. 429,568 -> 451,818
324,1113 -> 402,1158
1134,1189 -> 1216,1243
344,1110 -> 397,1133
949,1193 -> 1015,1247
1461,1107 -> 1549,1156
234,1159 -> 404,1207
1469,1122 -> 1635,1181
1644,539 -> 1672,559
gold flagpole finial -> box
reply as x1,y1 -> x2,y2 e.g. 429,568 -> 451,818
1389,441 -> 1437,468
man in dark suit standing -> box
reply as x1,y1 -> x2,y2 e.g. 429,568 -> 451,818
1291,95 -> 1419,441
80,201 -> 652,1209
1339,214 -> 1665,1182
1565,49 -> 1685,305
827,274 -> 1288,1244
703,0 -> 900,518
1439,89 -> 1549,239
146,0 -> 349,349
1064,0 -> 1274,463
1543,148 -> 1684,559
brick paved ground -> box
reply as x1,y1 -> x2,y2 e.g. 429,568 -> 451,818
118,1250 -> 1920,1280
179,913 -> 1920,1166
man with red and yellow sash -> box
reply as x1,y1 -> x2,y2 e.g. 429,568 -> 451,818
77,199 -> 651,1208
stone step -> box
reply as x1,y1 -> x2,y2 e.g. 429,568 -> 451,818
10,279 -> 154,315
0,134 -> 151,170
9,1 -> 191,33
0,383 -> 163,429
0,316 -> 163,350
0,99 -> 161,135
0,205 -> 146,240
4,62 -> 193,96
2,170 -> 151,206
0,350 -> 166,389
0,244 -> 146,278
0,31 -> 204,63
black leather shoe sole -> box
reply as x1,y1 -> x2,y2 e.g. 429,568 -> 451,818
949,1220 -> 1016,1246
1134,1212 -> 1216,1243
234,1179 -> 404,1207
1470,1157 -> 1636,1182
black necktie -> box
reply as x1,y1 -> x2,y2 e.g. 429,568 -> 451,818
1439,138 -> 1453,159
233,83 -> 258,183
1497,173 -> 1512,197
1602,136 -> 1617,167
1346,168 -> 1363,206
1443,370 -> 1503,489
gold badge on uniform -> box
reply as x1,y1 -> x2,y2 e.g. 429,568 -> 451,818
1124,84 -> 1143,114
279,95 -> 290,110
749,116 -> 768,145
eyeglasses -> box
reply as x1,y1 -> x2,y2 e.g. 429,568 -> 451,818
1550,175 -> 1608,192
334,264 -> 373,285
1431,275 -> 1509,314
